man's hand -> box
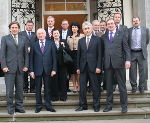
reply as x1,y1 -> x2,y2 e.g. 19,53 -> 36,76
30,73 -> 35,79
77,69 -> 80,75
96,68 -> 101,73
2,67 -> 9,73
125,61 -> 131,69
23,67 -> 28,72
51,71 -> 56,77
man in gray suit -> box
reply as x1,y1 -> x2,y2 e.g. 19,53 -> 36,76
129,17 -> 149,93
101,18 -> 131,113
1,21 -> 29,115
113,13 -> 129,91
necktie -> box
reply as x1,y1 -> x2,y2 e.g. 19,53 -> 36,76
109,32 -> 113,42
95,31 -> 99,36
28,31 -> 31,39
14,35 -> 18,45
86,37 -> 90,48
40,41 -> 45,53
116,25 -> 118,31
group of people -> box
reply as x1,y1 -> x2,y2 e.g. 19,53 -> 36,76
0,13 -> 149,115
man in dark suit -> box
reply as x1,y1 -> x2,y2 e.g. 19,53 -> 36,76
101,18 -> 131,113
20,20 -> 37,93
45,16 -> 56,41
129,17 -> 149,93
75,21 -> 101,112
60,19 -> 71,42
30,28 -> 57,113
59,19 -> 71,92
1,21 -> 29,115
113,13 -> 129,91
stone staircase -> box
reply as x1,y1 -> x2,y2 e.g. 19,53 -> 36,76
0,91 -> 150,122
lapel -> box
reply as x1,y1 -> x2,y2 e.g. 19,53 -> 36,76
36,41 -> 43,54
18,34 -> 22,48
8,34 -> 18,48
111,31 -> 119,43
140,27 -> 144,46
87,35 -> 94,49
43,40 -> 49,54
82,37 -> 87,50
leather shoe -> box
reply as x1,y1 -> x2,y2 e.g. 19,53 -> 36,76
121,107 -> 128,113
139,87 -> 144,94
132,87 -> 137,93
35,108 -> 42,113
46,108 -> 56,112
75,106 -> 88,111
103,107 -> 112,112
8,110 -> 14,115
15,109 -> 25,113
94,108 -> 100,112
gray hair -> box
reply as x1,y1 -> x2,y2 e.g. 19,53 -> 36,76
82,21 -> 92,29
92,20 -> 100,25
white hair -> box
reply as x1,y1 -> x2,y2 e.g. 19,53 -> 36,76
82,21 -> 92,29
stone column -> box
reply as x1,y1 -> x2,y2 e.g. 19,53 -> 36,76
133,0 -> 150,90
0,0 -> 11,93
0,0 -> 11,38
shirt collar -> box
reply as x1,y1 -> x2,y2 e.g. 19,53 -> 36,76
39,39 -> 46,44
48,26 -> 54,31
12,34 -> 18,38
109,29 -> 116,34
134,26 -> 140,29
86,34 -> 92,39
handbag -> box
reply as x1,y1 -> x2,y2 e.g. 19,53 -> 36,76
63,50 -> 73,64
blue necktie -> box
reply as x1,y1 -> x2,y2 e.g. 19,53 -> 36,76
28,32 -> 31,39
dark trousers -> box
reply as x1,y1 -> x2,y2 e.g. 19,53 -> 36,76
23,72 -> 35,92
35,72 -> 52,109
5,70 -> 24,112
105,67 -> 127,108
79,65 -> 100,108
130,51 -> 147,89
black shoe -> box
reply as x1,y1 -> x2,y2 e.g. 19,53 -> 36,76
121,107 -> 128,113
139,87 -> 144,94
30,90 -> 35,93
24,90 -> 28,93
132,87 -> 137,93
60,98 -> 67,101
35,108 -> 42,113
94,108 -> 100,112
8,110 -> 14,115
15,109 -> 25,113
67,89 -> 71,92
46,108 -> 56,112
103,107 -> 112,112
75,106 -> 88,111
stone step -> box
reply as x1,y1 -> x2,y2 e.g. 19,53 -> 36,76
1,91 -> 150,101
0,98 -> 150,111
0,107 -> 150,122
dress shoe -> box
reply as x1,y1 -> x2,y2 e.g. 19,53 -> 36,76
15,109 -> 25,113
132,87 -> 137,93
67,89 -> 71,92
103,107 -> 112,112
139,87 -> 144,94
60,97 -> 67,101
94,108 -> 100,112
24,90 -> 28,93
46,108 -> 56,112
121,107 -> 128,113
75,106 -> 88,111
8,110 -> 14,115
35,108 -> 42,113
30,90 -> 35,93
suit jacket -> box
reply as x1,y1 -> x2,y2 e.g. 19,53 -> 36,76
19,31 -> 37,47
128,27 -> 149,59
101,30 -> 131,69
30,40 -> 57,76
118,25 -> 129,40
59,29 -> 71,42
77,35 -> 101,73
1,34 -> 29,73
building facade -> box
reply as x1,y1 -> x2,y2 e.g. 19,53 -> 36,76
0,0 -> 150,90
